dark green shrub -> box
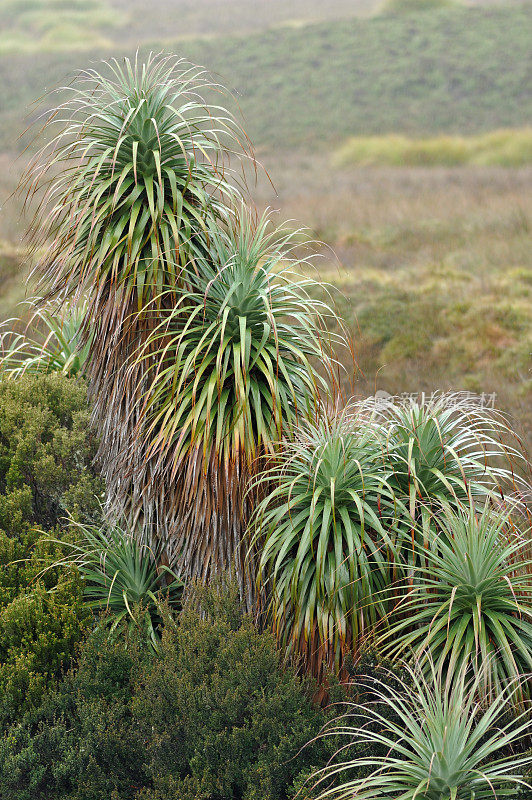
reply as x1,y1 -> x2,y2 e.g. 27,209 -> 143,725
0,583 -> 339,800
0,576 -> 88,726
0,373 -> 104,723
0,372 -> 104,531
133,581 -> 327,800
0,629 -> 148,800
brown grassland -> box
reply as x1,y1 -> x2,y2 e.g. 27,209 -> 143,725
254,155 -> 532,454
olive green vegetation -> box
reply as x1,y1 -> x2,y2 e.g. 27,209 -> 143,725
0,372 -> 103,530
0,242 -> 30,322
0,373 -> 104,725
0,582 -> 345,800
382,0 -> 457,11
0,5 -> 531,152
1,0 -> 378,53
334,129 -> 532,168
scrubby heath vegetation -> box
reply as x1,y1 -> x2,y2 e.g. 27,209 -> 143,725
1,3 -> 532,152
0,373 -> 103,726
0,52 -> 531,799
251,159 -> 532,457
0,0 -> 377,54
0,0 -> 126,53
0,581 -> 344,800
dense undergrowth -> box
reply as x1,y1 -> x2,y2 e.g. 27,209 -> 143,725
0,582 -> 342,800
0,374 -> 103,726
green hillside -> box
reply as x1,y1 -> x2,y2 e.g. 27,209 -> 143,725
0,0 -> 377,53
1,4 -> 531,152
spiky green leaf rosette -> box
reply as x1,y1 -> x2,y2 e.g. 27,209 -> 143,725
252,406 -> 404,679
0,302 -> 90,378
312,664 -> 532,799
379,504 -> 532,703
130,210 -> 339,595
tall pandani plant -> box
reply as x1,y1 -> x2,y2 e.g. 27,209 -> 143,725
21,54 -> 341,604
21,54 -> 249,525
130,209 -> 340,604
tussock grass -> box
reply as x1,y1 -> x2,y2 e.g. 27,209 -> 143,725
334,129 -> 532,168
381,0 -> 456,13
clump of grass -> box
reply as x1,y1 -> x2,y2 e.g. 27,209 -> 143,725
334,129 -> 532,168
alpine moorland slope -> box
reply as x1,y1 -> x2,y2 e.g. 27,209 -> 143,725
1,4 -> 531,151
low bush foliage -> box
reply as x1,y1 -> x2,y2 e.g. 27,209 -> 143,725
133,582 -> 328,800
0,373 -> 103,724
0,582 -> 342,800
0,627 -> 148,800
334,129 -> 532,168
381,0 -> 456,14
0,372 -> 103,530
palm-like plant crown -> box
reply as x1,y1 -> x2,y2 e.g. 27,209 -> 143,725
360,393 -> 524,563
137,210 -> 333,464
253,407 -> 404,678
48,520 -> 183,649
369,393 -> 521,504
130,210 -> 338,590
24,54 -> 245,304
314,665 -> 532,799
380,506 -> 532,702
